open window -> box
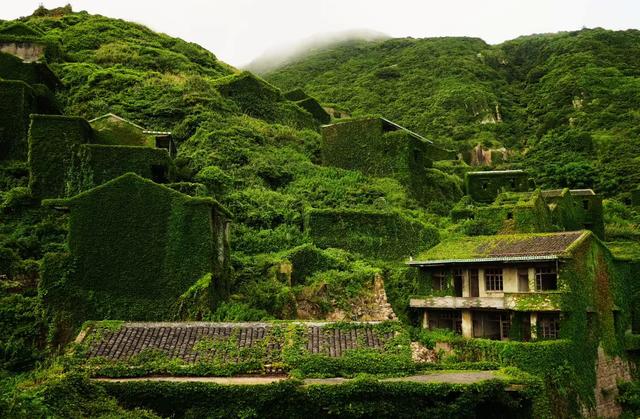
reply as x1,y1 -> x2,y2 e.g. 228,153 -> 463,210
453,269 -> 463,297
535,266 -> 557,290
428,310 -> 462,334
151,165 -> 168,183
431,270 -> 448,291
538,313 -> 560,339
473,311 -> 510,340
518,268 -> 529,292
582,199 -> 590,210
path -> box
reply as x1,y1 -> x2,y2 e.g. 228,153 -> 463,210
93,371 -> 500,386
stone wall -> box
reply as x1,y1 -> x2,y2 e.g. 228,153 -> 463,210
587,346 -> 632,418
0,42 -> 45,63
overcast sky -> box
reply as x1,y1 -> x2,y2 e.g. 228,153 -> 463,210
2,0 -> 639,67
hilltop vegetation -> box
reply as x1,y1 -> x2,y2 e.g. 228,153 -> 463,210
265,29 -> 640,198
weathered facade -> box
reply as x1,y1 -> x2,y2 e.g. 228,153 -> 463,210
409,231 -> 618,341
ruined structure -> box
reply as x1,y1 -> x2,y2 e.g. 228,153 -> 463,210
28,114 -> 175,199
42,173 -> 231,323
464,169 -> 532,202
409,231 -> 587,340
321,117 -> 457,206
90,113 -> 176,157
284,88 -> 331,124
0,24 -> 61,161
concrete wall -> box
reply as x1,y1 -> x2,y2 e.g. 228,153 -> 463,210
0,42 -> 45,63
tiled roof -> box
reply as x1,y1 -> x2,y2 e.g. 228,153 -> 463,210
83,322 -> 393,362
410,231 -> 588,266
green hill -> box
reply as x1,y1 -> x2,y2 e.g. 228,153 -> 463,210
265,29 -> 640,197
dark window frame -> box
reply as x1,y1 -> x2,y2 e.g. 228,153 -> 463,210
485,268 -> 503,291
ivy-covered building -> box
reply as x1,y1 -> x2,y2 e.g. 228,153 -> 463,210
89,113 -> 176,157
321,117 -> 457,206
464,169 -> 532,202
0,24 -> 61,162
409,231 -> 625,342
42,173 -> 231,326
541,188 -> 604,239
28,114 -> 175,199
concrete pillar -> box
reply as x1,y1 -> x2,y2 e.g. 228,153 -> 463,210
462,269 -> 470,297
530,312 -> 538,340
478,268 -> 486,297
462,310 -> 473,338
422,310 -> 429,329
528,267 -> 536,292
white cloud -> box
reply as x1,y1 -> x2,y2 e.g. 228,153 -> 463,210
2,0 -> 639,67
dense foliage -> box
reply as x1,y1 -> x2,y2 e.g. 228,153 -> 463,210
0,5 -> 639,418
265,29 -> 640,198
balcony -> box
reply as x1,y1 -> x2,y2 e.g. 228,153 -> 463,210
410,292 -> 563,312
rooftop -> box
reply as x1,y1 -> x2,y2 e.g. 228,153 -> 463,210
409,231 -> 588,266
81,321 -> 395,363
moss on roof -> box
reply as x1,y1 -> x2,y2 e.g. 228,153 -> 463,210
414,231 -> 589,261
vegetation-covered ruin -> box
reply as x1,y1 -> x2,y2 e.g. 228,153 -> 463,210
0,5 -> 639,418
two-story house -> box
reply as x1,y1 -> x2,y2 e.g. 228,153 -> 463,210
409,231 -> 616,341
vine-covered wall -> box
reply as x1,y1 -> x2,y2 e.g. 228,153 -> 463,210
42,173 -> 230,322
321,117 -> 462,212
214,71 -> 316,129
465,171 -> 531,202
305,208 -> 439,260
28,114 -> 93,199
0,81 -> 36,162
66,144 -> 175,195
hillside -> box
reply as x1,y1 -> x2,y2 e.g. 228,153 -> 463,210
0,6 -> 639,418
265,29 -> 640,197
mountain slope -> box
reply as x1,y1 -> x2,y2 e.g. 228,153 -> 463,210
265,29 -> 640,197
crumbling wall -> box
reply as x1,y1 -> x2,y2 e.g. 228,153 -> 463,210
0,41 -> 45,63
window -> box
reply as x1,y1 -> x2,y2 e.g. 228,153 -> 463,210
518,268 -> 529,292
151,165 -> 168,183
535,266 -> 557,290
473,311 -> 511,340
582,199 -> 590,210
453,269 -> 463,297
538,313 -> 560,339
509,178 -> 516,189
469,269 -> 479,297
481,181 -> 489,190
506,211 -> 513,220
432,270 -> 448,291
428,310 -> 462,334
485,268 -> 503,291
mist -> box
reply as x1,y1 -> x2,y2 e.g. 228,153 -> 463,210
245,29 -> 389,75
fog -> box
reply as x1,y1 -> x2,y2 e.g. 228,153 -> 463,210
2,0 -> 639,67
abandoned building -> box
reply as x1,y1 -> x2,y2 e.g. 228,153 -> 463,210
408,231 -> 621,341
284,88 -> 331,124
321,116 -> 457,205
0,26 -> 61,162
89,113 -> 176,157
28,114 -> 175,199
541,188 -> 605,239
43,173 -> 231,322
464,169 -> 533,202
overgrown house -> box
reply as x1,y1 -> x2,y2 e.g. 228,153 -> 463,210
409,231 -> 621,341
